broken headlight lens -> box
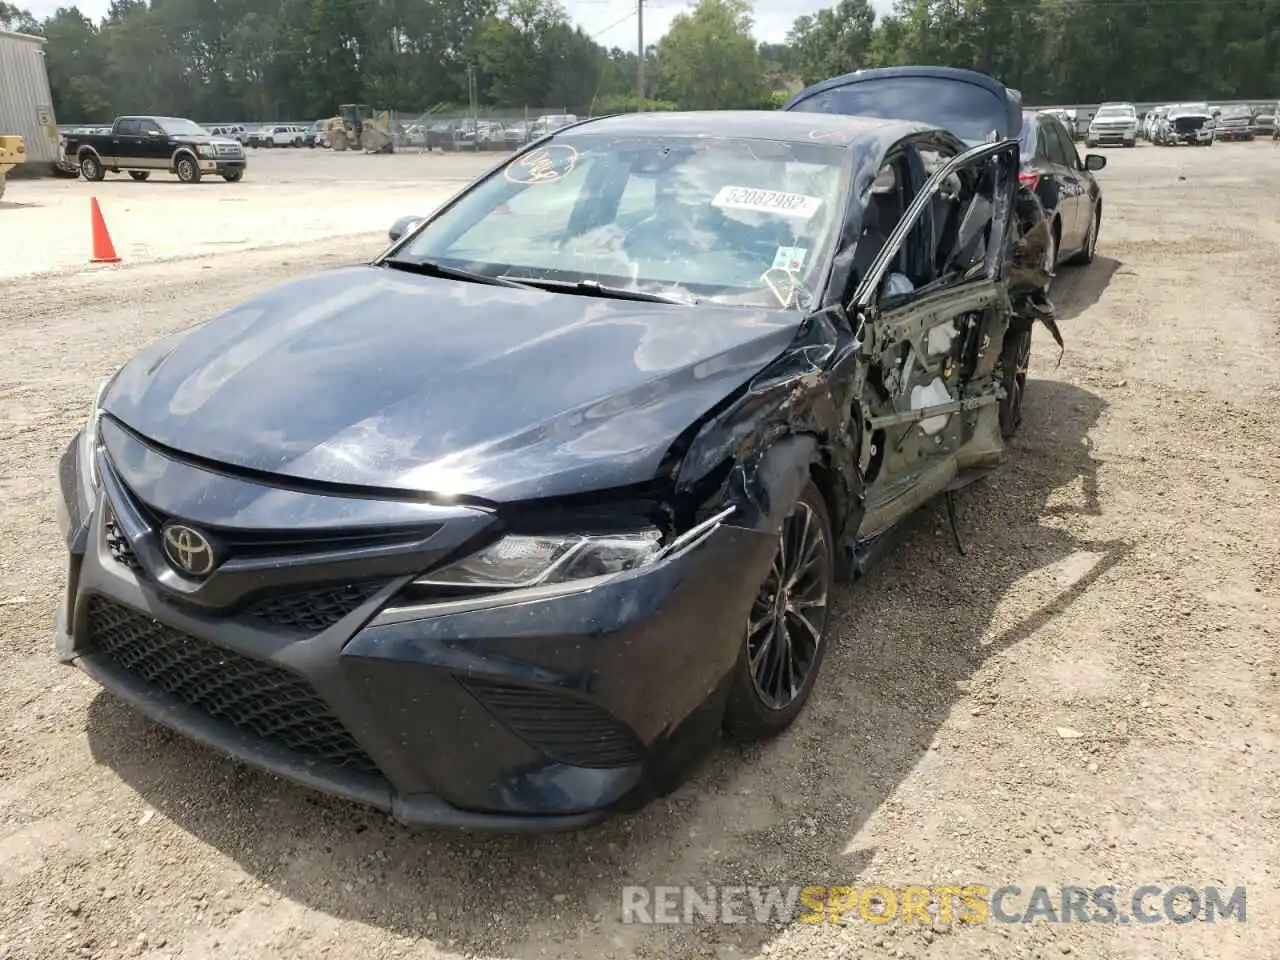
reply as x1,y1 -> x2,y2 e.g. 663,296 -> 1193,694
417,530 -> 663,590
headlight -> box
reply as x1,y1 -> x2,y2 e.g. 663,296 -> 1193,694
197,145 -> 213,157
81,378 -> 109,489
417,530 -> 663,590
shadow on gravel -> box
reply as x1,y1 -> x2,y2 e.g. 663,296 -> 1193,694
86,378 -> 1129,959
1054,255 -> 1121,324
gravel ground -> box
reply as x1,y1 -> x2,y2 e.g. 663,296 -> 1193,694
0,150 -> 497,280
1,141 -> 1277,960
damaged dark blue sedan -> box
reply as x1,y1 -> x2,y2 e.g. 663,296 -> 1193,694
56,108 -> 1035,830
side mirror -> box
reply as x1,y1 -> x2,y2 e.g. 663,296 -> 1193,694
1084,154 -> 1107,172
388,215 -> 424,243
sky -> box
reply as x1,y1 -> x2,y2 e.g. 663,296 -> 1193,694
22,0 -> 897,48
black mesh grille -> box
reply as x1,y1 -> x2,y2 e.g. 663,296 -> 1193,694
460,677 -> 643,769
103,511 -> 143,574
1174,116 -> 1205,132
241,582 -> 386,633
86,596 -> 381,775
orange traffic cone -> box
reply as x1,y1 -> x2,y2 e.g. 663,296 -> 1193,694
89,197 -> 121,264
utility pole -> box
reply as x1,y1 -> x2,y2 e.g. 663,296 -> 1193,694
636,0 -> 645,108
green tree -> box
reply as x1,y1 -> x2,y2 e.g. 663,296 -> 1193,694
0,1 -> 40,32
656,0 -> 769,109
787,0 -> 876,86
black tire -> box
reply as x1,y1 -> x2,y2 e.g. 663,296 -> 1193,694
724,480 -> 835,741
999,327 -> 1033,439
128,171 -> 150,181
221,169 -> 244,183
79,152 -> 105,182
1066,204 -> 1100,266
175,154 -> 202,183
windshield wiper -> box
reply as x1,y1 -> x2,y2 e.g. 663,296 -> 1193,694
380,258 -> 533,289
499,276 -> 695,305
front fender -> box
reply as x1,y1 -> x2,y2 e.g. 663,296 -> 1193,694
671,309 -> 863,561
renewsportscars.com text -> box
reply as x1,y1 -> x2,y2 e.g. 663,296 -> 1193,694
620,884 -> 1247,925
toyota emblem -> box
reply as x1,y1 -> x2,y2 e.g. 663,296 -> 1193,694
162,523 -> 217,577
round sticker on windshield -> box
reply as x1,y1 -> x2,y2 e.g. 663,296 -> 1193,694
503,144 -> 578,185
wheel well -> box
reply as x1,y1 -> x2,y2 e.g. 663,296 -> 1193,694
809,460 -> 840,529
77,146 -> 99,161
171,148 -> 197,169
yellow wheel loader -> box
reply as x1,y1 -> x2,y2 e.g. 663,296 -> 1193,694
325,105 -> 396,153
0,135 -> 26,202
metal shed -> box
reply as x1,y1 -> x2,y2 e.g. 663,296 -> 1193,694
1,28 -> 60,166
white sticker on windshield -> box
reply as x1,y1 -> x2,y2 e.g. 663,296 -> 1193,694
712,186 -> 822,219
772,246 -> 808,271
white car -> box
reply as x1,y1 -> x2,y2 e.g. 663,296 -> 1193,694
1162,103 -> 1215,146
1085,102 -> 1138,147
1143,107 -> 1168,141
267,125 -> 305,148
207,124 -> 248,144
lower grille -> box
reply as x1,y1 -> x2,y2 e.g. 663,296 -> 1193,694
243,581 -> 386,633
460,677 -> 643,768
87,596 -> 381,775
103,511 -> 143,574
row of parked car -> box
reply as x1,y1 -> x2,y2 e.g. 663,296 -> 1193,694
198,114 -> 581,152
1063,100 -> 1279,148
204,122 -> 322,148
1140,101 -> 1278,144
1022,101 -> 1278,148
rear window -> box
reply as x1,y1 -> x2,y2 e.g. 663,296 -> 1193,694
787,76 -> 1010,142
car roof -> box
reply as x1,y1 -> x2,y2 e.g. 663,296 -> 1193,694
566,110 -> 933,145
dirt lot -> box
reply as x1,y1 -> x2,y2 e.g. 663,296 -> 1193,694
0,149 -> 498,280
1,141 -> 1277,960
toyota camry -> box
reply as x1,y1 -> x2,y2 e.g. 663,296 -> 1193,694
57,108 -> 1042,829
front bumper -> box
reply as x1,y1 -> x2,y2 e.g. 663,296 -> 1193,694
55,431 -> 774,830
1087,127 -> 1135,144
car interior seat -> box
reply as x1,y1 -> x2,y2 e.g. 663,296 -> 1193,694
850,163 -> 903,287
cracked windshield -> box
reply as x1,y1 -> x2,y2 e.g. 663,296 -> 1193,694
399,134 -> 847,307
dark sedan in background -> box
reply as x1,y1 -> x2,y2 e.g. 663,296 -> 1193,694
1018,110 -> 1106,268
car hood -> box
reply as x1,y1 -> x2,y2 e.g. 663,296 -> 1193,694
102,266 -> 801,503
172,135 -> 240,147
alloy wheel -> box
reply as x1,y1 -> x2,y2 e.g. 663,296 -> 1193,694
747,500 -> 831,711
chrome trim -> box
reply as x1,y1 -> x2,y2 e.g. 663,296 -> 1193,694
655,505 -> 736,561
372,506 -> 737,626
371,572 -> 626,624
